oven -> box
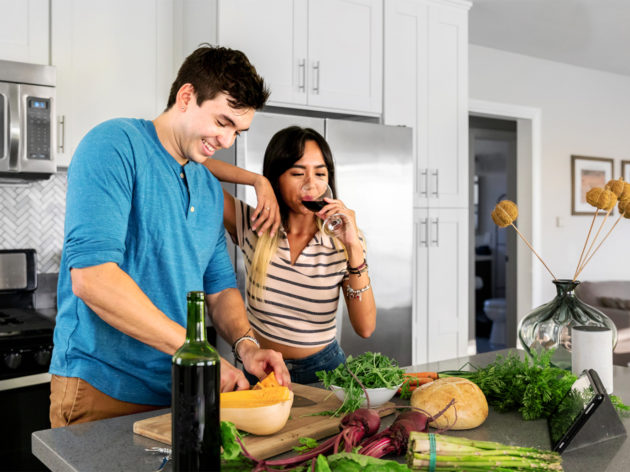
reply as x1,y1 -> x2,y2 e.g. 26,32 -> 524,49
0,249 -> 55,471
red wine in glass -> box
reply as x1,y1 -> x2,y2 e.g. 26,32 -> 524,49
301,183 -> 344,234
302,200 -> 327,212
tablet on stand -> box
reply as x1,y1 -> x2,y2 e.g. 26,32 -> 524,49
548,369 -> 626,453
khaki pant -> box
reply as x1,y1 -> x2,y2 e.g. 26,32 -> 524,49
49,375 -> 165,428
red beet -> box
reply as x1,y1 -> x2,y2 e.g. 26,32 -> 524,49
358,400 -> 455,458
236,408 -> 382,471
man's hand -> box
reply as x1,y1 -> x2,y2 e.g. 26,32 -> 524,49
251,175 -> 281,237
238,341 -> 291,387
220,357 -> 251,392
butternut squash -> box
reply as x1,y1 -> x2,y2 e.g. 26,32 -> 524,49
220,373 -> 294,435
253,371 -> 280,389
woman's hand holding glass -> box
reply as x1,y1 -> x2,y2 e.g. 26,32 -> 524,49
301,181 -> 360,248
319,195 -> 361,247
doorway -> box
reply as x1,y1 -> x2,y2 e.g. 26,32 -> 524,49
469,116 -> 517,353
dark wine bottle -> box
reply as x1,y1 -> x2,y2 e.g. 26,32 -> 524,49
172,291 -> 221,472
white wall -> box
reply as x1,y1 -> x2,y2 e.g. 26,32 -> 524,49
470,45 -> 630,304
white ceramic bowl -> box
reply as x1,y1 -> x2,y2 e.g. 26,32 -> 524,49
330,384 -> 402,408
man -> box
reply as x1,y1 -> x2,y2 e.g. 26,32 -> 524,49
49,46 -> 290,428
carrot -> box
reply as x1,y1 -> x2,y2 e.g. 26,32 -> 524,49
397,376 -> 434,395
403,372 -> 438,380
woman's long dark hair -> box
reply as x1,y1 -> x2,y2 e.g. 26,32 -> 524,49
262,126 -> 337,227
248,127 -> 339,299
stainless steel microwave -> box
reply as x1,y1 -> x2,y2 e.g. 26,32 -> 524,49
0,59 -> 56,178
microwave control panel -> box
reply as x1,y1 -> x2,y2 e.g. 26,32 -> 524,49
26,97 -> 51,160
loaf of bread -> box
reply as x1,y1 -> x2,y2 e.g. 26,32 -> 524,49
410,377 -> 488,430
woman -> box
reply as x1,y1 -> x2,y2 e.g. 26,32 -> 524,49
206,126 -> 376,384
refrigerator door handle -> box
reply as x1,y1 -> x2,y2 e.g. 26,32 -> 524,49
431,217 -> 439,247
432,169 -> 439,198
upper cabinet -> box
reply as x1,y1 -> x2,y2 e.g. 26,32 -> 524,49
0,0 -> 49,64
51,0 -> 175,168
182,0 -> 382,116
384,0 -> 470,208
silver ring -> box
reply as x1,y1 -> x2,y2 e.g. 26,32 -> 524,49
265,207 -> 270,210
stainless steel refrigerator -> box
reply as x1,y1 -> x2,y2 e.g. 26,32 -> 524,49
214,112 -> 414,365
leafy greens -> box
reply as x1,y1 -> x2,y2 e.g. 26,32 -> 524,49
316,352 -> 405,414
440,349 -> 629,420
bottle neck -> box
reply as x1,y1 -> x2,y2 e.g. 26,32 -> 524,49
186,294 -> 207,344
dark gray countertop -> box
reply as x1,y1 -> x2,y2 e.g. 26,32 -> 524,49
32,349 -> 630,471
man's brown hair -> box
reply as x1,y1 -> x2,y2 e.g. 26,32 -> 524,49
166,45 -> 270,110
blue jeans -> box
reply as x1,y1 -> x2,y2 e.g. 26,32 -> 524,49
244,340 -> 346,385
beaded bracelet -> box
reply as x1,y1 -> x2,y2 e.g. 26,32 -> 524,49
345,280 -> 372,301
347,259 -> 368,276
231,335 -> 260,363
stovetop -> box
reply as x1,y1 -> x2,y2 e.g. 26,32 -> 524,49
0,308 -> 55,380
0,308 -> 55,338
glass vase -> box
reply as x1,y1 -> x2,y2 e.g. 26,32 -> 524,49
518,279 -> 617,369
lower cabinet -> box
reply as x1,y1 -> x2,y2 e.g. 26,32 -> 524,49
413,207 -> 469,364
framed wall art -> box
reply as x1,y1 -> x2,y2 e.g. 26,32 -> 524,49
571,155 -> 614,215
622,160 -> 630,182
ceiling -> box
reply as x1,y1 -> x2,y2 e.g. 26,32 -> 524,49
469,0 -> 630,77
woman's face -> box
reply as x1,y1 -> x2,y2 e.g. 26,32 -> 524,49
277,140 -> 329,214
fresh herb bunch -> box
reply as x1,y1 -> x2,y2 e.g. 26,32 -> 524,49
439,350 -> 590,421
316,352 -> 405,414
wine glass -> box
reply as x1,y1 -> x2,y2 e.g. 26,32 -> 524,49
300,182 -> 344,234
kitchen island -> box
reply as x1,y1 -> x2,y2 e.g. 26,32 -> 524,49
32,349 -> 630,471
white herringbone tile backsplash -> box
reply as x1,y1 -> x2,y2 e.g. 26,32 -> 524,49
0,173 -> 67,273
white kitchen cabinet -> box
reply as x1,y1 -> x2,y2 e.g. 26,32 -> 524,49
51,0 -> 174,168
304,0 -> 382,113
413,207 -> 469,364
0,0 -> 49,64
183,0 -> 382,115
385,0 -> 471,364
384,0 -> 470,208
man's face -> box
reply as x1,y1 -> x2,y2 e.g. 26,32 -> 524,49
177,91 -> 255,165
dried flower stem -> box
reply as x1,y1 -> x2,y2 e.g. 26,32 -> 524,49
510,223 -> 557,280
573,209 -> 599,280
575,214 -> 622,280
577,207 -> 613,277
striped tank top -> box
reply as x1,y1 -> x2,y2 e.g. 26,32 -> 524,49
235,199 -> 349,348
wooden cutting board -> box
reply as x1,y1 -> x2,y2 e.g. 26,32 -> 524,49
133,383 -> 395,460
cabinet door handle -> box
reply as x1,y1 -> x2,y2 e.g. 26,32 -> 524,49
312,60 -> 320,94
57,115 -> 66,154
432,169 -> 439,198
298,58 -> 306,92
419,168 -> 428,198
431,218 -> 439,247
420,218 -> 429,247
418,218 -> 428,247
